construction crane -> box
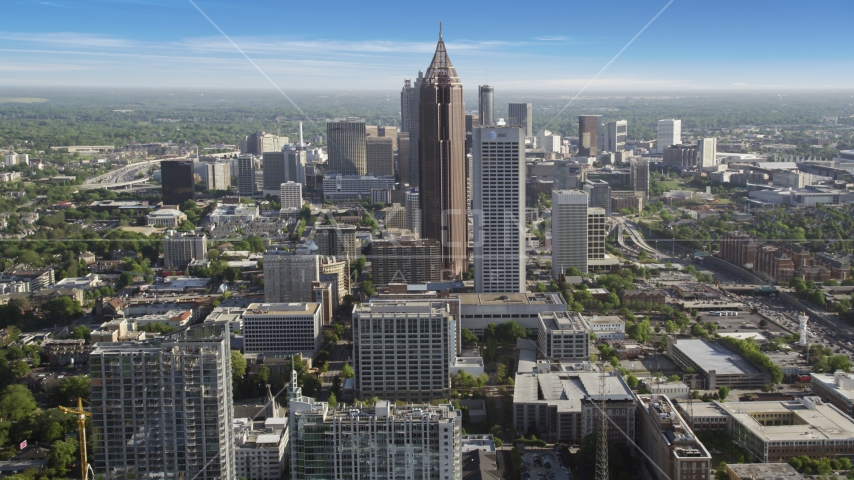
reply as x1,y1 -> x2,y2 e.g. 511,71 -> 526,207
595,368 -> 609,480
59,397 -> 91,480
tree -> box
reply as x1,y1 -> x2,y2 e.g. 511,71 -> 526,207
626,375 -> 639,389
117,271 -> 136,288
47,437 -> 77,476
0,385 -> 37,421
461,328 -> 478,346
342,364 -> 354,378
327,392 -> 338,408
535,283 -> 547,293
667,374 -> 681,382
41,297 -> 82,323
718,386 -> 730,402
71,325 -> 91,342
257,366 -> 271,385
49,376 -> 90,407
230,350 -> 246,385
759,318 -> 768,329
138,322 -> 177,334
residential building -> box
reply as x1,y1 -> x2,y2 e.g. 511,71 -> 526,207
537,311 -> 590,360
289,395 -> 462,480
405,189 -> 421,235
320,256 -> 350,304
322,174 -> 395,201
478,85 -> 494,126
242,303 -> 322,358
89,324 -> 235,479
508,103 -> 533,137
601,120 -> 627,152
353,302 -> 454,401
577,115 -> 601,157
233,417 -> 289,480
699,137 -> 717,168
279,181 -> 303,210
419,33 -> 468,279
636,394 -> 711,480
370,239 -> 442,287
315,224 -> 358,259
263,250 -> 320,303
147,208 -> 186,227
326,121 -> 366,175
630,157 -> 650,196
472,126 -> 525,293
163,231 -> 207,270
584,179 -> 611,217
237,154 -> 256,196
551,190 -> 588,277
657,119 -> 682,153
160,160 -> 196,206
366,136 -> 394,176
666,337 -> 771,390
513,371 -> 636,444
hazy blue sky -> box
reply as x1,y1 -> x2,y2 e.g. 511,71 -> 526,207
1,0 -> 852,91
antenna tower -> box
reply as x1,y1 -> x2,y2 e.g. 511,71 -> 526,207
595,369 -> 609,480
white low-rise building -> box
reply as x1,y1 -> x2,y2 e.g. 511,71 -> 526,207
233,418 -> 289,480
537,311 -> 590,360
586,315 -> 626,340
55,274 -> 102,290
242,303 -> 322,358
146,209 -> 187,227
210,203 -> 260,223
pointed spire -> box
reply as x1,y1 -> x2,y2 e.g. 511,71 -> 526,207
439,21 -> 443,40
424,26 -> 460,86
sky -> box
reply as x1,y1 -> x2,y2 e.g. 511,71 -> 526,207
1,0 -> 853,91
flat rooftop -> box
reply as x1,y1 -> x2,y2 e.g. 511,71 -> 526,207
722,399 -> 854,441
244,303 -> 320,316
812,373 -> 854,402
672,339 -> 763,376
539,311 -> 587,332
514,372 -> 634,411
459,292 -> 564,306
726,463 -> 804,480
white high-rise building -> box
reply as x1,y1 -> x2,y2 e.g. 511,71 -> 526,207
473,126 -> 525,293
699,137 -> 717,168
551,190 -> 588,278
237,154 -> 256,196
405,189 -> 421,235
242,302 -> 322,358
90,324 -> 235,479
279,181 -> 303,210
536,130 -> 562,154
263,250 -> 320,303
163,231 -> 207,269
657,119 -> 682,154
353,302 -> 455,401
601,120 -> 628,152
5,152 -> 29,166
205,162 -> 231,191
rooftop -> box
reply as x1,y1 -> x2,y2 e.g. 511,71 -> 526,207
671,338 -> 763,376
458,292 -> 564,306
244,302 -> 320,316
722,398 -> 854,441
539,311 -> 587,333
514,371 -> 634,411
725,463 -> 804,480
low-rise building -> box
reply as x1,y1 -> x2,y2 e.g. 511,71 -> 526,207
146,208 -> 187,227
586,315 -> 626,340
666,337 -> 771,390
42,339 -> 89,366
537,311 -> 590,360
210,203 -> 260,223
636,394 -> 711,480
458,292 -> 566,337
725,463 -> 804,480
242,303 -> 322,358
233,418 -> 288,480
811,372 -> 854,417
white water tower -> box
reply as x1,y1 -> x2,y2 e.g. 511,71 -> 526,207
798,313 -> 809,346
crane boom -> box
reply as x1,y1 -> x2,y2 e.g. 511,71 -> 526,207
59,397 -> 91,480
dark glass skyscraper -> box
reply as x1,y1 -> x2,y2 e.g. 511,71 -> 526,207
161,160 -> 195,206
419,28 -> 468,278
478,85 -> 494,126
577,115 -> 601,157
508,102 -> 533,137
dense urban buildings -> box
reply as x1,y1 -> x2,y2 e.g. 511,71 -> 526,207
657,119 -> 682,154
160,160 -> 195,206
472,126 -> 525,293
326,120 -> 367,175
315,224 -> 358,259
263,250 -> 320,303
577,115 -> 601,157
241,302 -> 323,357
478,85 -> 494,126
551,189 -> 589,277
508,102 -> 533,137
405,188 -> 421,235
162,231 -> 207,269
89,325 -> 235,479
322,174 -> 395,201
419,31 -> 468,278
370,239 -> 442,286
636,394 -> 711,480
352,302 -> 454,401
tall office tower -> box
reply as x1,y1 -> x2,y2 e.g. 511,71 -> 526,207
280,181 -> 303,210
465,114 -> 480,153
286,148 -> 307,184
353,303 -> 454,401
263,250 -> 320,303
602,120 -> 628,152
242,303 -> 322,357
419,30 -> 468,278
401,79 -> 415,133
630,157 -> 650,196
583,179 -> 612,217
237,154 -> 256,196
555,160 -> 585,190
663,144 -> 699,169
408,71 -> 425,187
370,239 -> 442,286
315,224 -> 358,259
365,125 -> 397,150
161,160 -> 195,206
262,151 -> 287,190
398,132 -> 410,184
473,126 -> 525,293
241,131 -> 287,155
163,231 -> 207,269
577,115 -> 601,157
405,189 -> 421,235
657,119 -> 682,153
551,190 -> 588,278
478,85 -> 494,126
204,162 -> 230,191
536,130 -> 562,154
366,136 -> 395,176
90,324 -> 235,479
508,103 -> 533,137
326,121 -> 366,175
587,207 -> 607,262
466,153 -> 473,210
289,397 -> 462,480
699,137 -> 717,168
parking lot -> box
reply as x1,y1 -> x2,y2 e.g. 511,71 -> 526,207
522,451 -> 572,480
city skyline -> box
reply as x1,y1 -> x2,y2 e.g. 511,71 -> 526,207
2,0 -> 853,90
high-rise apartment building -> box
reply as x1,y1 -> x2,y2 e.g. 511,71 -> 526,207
601,119 -> 628,152
242,302 -> 322,358
419,31 -> 468,278
699,137 -> 717,168
237,154 -> 256,196
587,207 -> 607,262
263,250 -> 320,303
279,181 -> 303,210
289,395 -> 462,480
507,103 -> 533,137
89,325 -> 235,479
163,231 -> 207,269
161,160 -> 195,206
577,115 -> 601,157
405,189 -> 421,235
407,71 -> 425,187
353,302 -> 454,401
657,119 -> 682,154
366,136 -> 394,176
630,157 -> 650,196
472,126 -> 525,293
478,85 -> 494,126
551,190 -> 588,277
584,179 -> 612,217
326,121 -> 366,175
315,225 -> 358,259
370,239 -> 442,286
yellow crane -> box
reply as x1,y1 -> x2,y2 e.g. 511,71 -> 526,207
59,397 -> 91,480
